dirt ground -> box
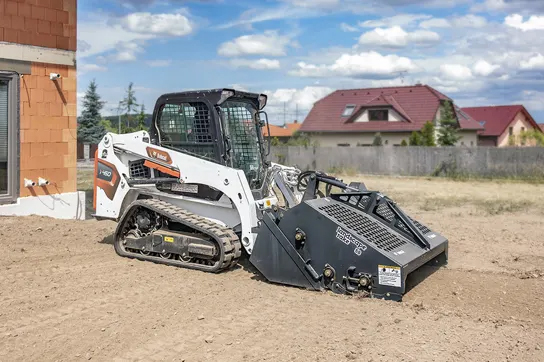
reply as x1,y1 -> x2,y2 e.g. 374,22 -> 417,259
1,174 -> 543,362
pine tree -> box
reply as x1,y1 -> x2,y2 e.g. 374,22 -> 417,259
437,101 -> 462,146
77,80 -> 106,144
409,131 -> 423,146
119,82 -> 139,129
372,132 -> 383,146
136,104 -> 147,131
420,121 -> 436,146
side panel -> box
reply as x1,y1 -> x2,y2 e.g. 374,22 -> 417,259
94,131 -> 260,253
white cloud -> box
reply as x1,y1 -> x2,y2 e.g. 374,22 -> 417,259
505,14 -> 544,31
217,6 -> 318,30
419,18 -> 451,29
218,31 -> 292,57
146,60 -> 172,67
419,15 -> 486,29
264,86 -> 334,123
473,60 -> 500,76
281,0 -> 339,8
289,51 -> 417,78
340,22 -> 358,32
78,10 -> 194,60
359,14 -> 431,28
453,14 -> 487,28
122,11 -> 193,36
440,64 -> 473,80
520,54 -> 544,70
370,77 -> 406,87
111,41 -> 144,62
78,19 -> 152,58
79,63 -> 108,74
475,0 -> 507,11
229,58 -> 281,70
358,26 -> 440,47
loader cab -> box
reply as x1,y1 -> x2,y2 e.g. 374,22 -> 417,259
149,89 -> 269,191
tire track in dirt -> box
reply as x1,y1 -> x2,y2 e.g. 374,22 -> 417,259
404,267 -> 544,327
0,289 -> 144,336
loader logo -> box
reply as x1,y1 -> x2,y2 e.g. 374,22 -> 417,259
146,147 -> 172,164
335,227 -> 367,256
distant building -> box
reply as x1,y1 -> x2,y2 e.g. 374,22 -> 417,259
462,105 -> 542,147
262,120 -> 302,143
300,84 -> 483,147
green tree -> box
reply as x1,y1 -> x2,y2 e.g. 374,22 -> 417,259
135,104 -> 147,131
421,121 -> 436,146
77,80 -> 106,144
520,129 -> 544,146
409,131 -> 423,146
270,137 -> 281,146
99,119 -> 117,133
400,139 -> 408,146
437,101 -> 461,146
287,131 -> 311,146
372,132 -> 383,146
119,82 -> 139,130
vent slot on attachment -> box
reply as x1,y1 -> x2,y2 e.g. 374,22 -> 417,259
319,203 -> 407,252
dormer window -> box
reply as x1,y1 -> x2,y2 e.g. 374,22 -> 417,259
369,109 -> 389,121
342,104 -> 356,117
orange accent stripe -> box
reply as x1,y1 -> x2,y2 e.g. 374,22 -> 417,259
144,160 -> 180,178
93,149 -> 98,210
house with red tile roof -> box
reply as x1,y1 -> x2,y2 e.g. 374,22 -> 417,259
300,84 -> 483,147
462,105 -> 541,147
262,121 -> 302,142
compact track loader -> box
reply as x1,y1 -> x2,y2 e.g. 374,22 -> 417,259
93,89 -> 448,301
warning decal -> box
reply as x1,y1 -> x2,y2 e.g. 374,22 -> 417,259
378,265 -> 401,287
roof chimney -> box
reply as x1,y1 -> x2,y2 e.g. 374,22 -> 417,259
293,120 -> 298,124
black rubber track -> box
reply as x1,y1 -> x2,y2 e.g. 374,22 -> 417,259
114,199 -> 242,273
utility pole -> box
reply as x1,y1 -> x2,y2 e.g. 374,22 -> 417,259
295,103 -> 298,123
283,102 -> 286,125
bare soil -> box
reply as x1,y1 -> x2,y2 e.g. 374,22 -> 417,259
1,175 -> 543,362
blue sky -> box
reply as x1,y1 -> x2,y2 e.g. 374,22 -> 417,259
77,0 -> 544,124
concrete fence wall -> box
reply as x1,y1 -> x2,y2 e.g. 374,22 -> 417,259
269,146 -> 544,178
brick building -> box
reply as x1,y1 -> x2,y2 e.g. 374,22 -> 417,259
0,0 -> 84,219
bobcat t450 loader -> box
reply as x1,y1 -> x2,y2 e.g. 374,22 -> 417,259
93,89 -> 448,301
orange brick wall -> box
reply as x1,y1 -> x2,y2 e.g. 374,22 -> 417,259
0,0 -> 76,51
19,62 -> 77,197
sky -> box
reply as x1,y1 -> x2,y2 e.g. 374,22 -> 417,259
77,0 -> 544,125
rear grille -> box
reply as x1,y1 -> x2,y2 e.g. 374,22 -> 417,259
319,203 -> 407,252
129,160 -> 150,179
